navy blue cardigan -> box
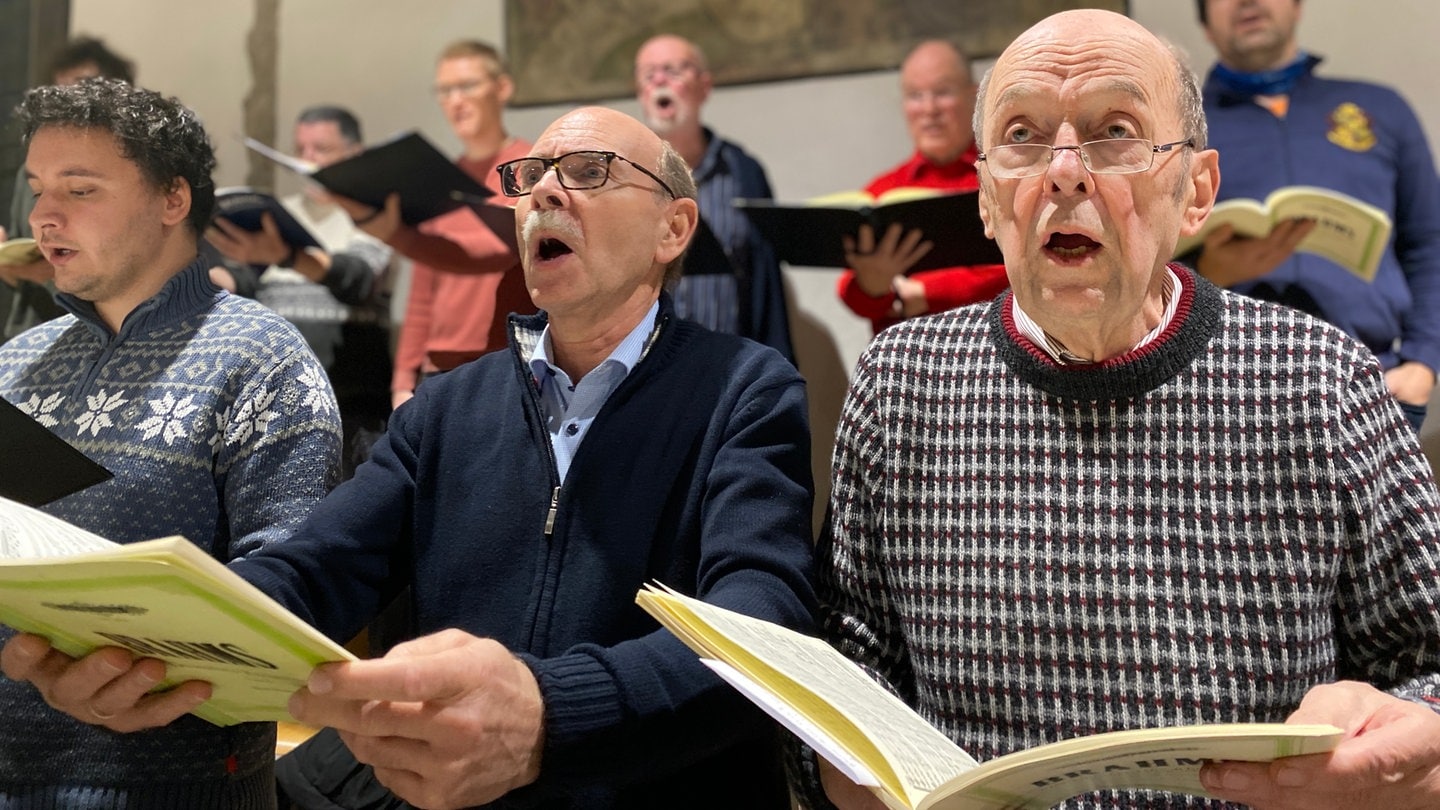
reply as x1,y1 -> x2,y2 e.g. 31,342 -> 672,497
236,299 -> 816,807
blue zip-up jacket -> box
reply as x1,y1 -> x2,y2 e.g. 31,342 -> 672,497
1203,56 -> 1440,373
234,296 -> 816,808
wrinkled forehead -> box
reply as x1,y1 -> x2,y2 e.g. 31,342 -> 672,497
984,26 -> 1178,133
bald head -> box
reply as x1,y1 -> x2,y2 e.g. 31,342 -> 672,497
902,40 -> 970,83
541,106 -> 666,166
975,10 -> 1205,152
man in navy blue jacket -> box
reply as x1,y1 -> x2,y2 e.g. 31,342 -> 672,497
1192,0 -> 1440,431
3,106 -> 816,810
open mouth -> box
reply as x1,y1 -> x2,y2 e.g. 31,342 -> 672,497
537,237 -> 573,261
1045,232 -> 1100,259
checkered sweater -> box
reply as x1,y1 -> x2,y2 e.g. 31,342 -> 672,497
811,267 -> 1440,808
0,257 -> 341,808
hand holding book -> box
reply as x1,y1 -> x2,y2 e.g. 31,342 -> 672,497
636,585 -> 1342,810
0,496 -> 354,727
736,188 -> 1002,272
1176,185 -> 1391,282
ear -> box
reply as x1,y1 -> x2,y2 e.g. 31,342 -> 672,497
496,74 -> 515,106
655,197 -> 699,267
1177,148 -> 1220,239
160,177 -> 192,228
697,69 -> 714,104
977,175 -> 996,240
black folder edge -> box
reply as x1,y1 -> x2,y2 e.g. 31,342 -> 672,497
733,190 -> 1003,272
681,216 -> 736,277
244,131 -> 499,231
213,188 -> 324,256
0,396 -> 113,506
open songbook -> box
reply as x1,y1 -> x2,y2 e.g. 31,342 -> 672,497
0,496 -> 354,726
1175,185 -> 1392,281
636,585 -> 1341,810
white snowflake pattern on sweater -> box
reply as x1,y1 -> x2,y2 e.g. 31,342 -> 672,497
17,391 -> 63,427
137,392 -> 201,445
297,365 -> 336,415
75,389 -> 127,436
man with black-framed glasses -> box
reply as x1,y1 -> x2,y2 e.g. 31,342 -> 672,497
796,9 -> 1440,809
10,106 -> 817,810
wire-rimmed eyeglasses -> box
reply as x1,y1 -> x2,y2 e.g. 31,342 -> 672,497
496,150 -> 676,199
977,138 -> 1195,179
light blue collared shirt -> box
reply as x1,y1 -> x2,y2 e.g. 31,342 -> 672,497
528,301 -> 659,482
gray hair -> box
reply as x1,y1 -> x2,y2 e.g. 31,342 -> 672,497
657,139 -> 697,289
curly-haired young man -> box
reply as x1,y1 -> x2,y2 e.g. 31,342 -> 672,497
0,78 -> 341,808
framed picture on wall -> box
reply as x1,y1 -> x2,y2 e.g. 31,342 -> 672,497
505,0 -> 1128,107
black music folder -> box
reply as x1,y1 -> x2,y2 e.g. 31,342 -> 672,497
0,396 -> 112,506
245,131 -> 495,227
734,188 -> 1003,272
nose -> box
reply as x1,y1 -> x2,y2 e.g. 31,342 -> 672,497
527,165 -> 569,210
29,190 -> 59,233
1045,144 -> 1091,196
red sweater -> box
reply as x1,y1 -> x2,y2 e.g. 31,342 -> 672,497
837,145 -> 1009,334
391,139 -> 537,392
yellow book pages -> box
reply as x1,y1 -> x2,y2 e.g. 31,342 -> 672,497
638,585 -> 972,809
1175,184 -> 1392,281
0,238 -> 42,266
0,496 -> 355,726
637,585 -> 1343,810
805,186 -> 943,209
922,723 -> 1341,809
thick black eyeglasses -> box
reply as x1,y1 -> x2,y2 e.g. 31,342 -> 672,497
496,150 -> 676,198
977,138 -> 1195,179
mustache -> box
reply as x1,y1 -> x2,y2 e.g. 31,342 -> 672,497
521,209 -> 583,247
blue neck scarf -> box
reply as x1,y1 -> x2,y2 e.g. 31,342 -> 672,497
1211,52 -> 1314,97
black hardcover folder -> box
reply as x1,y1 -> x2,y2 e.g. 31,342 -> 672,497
681,216 -> 734,276
246,131 -> 495,227
734,189 -> 1003,273
0,397 -> 112,506
213,188 -> 323,254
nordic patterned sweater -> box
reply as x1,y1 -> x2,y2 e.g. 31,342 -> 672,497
805,266 -> 1440,809
0,256 -> 342,809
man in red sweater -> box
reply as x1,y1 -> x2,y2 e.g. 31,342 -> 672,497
837,40 -> 1009,334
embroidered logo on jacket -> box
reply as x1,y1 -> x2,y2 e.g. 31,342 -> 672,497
1327,103 -> 1377,152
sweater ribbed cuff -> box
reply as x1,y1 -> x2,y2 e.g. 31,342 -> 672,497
522,651 -> 622,753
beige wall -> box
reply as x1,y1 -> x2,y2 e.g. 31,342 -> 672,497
71,0 -> 1440,519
